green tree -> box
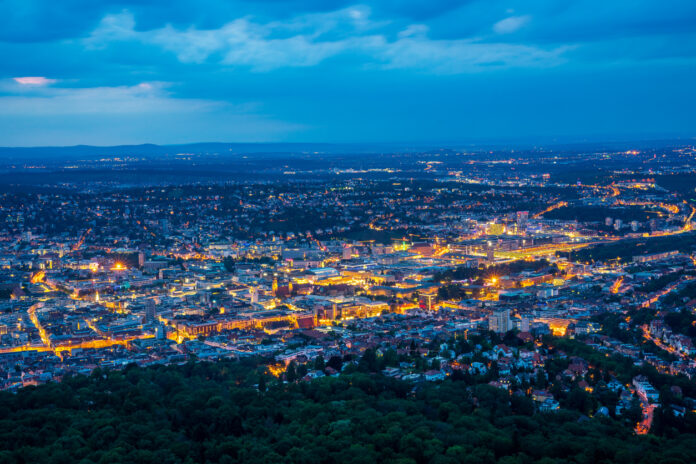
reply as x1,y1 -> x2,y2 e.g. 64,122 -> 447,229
286,361 -> 297,382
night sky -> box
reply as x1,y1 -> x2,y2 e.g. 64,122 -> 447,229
1,0 -> 695,146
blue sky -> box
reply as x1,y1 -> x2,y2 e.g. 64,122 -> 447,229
1,0 -> 695,146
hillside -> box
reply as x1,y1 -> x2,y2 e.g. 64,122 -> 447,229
0,359 -> 694,464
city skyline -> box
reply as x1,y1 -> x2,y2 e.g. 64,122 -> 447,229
1,144 -> 696,451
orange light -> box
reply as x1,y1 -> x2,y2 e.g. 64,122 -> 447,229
550,325 -> 567,336
112,262 -> 127,271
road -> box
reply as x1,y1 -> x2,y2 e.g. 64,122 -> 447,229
636,402 -> 656,435
641,324 -> 692,362
5,288 -> 155,357
27,303 -> 51,349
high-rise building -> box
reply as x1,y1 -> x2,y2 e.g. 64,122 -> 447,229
517,316 -> 530,332
342,245 -> 352,260
419,293 -> 436,311
250,287 -> 258,304
516,211 -> 529,227
160,218 -> 170,235
489,308 -> 511,334
511,317 -> 529,332
487,248 -> 495,263
145,300 -> 157,323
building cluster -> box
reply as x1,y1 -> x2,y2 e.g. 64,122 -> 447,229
1,145 -> 696,433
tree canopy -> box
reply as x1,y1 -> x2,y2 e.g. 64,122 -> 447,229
0,358 -> 695,464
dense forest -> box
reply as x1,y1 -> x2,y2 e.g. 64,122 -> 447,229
559,233 -> 696,263
543,205 -> 654,223
433,260 -> 556,283
655,174 -> 696,197
1,359 -> 695,464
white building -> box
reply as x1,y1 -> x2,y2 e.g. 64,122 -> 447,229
489,308 -> 511,334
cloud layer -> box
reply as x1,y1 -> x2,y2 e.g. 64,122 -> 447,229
84,9 -> 567,72
0,0 -> 695,145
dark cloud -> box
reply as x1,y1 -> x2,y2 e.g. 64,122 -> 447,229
0,0 -> 107,42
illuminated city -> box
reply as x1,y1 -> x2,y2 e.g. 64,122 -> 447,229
2,0 -> 696,462
2,145 -> 696,438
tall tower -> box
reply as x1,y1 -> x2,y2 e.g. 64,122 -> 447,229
520,317 -> 530,333
342,245 -> 352,260
161,218 -> 170,235
145,299 -> 156,323
489,308 -> 511,334
250,287 -> 258,304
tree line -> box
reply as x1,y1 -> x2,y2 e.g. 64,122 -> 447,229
0,355 -> 695,463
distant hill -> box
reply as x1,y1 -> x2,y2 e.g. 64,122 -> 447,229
0,142 -> 445,161
0,137 -> 692,161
